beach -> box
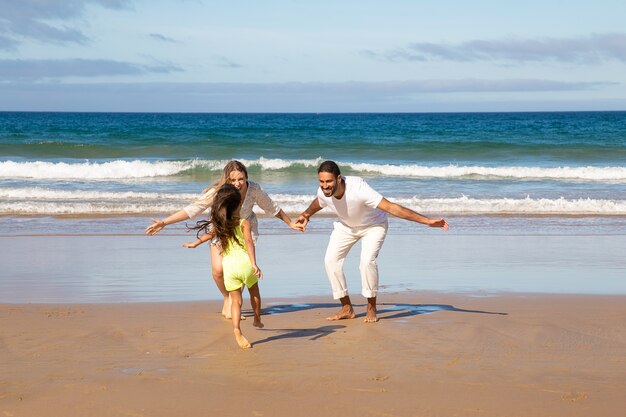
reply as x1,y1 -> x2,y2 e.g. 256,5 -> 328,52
2,228 -> 626,303
2,292 -> 625,417
2,230 -> 626,417
2,112 -> 626,416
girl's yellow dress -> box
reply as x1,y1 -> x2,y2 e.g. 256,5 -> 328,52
222,221 -> 258,292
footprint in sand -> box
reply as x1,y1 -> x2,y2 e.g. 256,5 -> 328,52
561,391 -> 588,402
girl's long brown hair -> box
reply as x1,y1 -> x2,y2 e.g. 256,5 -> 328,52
192,184 -> 242,253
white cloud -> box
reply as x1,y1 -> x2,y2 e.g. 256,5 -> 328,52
364,33 -> 626,64
0,78 -> 613,100
148,33 -> 181,44
215,57 -> 242,69
0,34 -> 18,51
0,0 -> 132,48
162,79 -> 610,94
1,79 -> 622,112
0,58 -> 182,81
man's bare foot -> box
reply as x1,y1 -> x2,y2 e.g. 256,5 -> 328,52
364,309 -> 378,323
364,299 -> 378,323
234,329 -> 251,349
326,305 -> 356,321
253,319 -> 264,328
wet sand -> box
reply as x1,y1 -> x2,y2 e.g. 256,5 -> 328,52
2,232 -> 626,303
2,292 -> 625,417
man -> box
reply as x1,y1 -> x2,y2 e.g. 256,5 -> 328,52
296,160 -> 449,323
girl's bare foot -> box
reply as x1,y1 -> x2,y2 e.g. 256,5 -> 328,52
234,329 -> 251,349
253,319 -> 264,328
326,305 -> 356,321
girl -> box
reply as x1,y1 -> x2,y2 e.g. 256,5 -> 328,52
146,160 -> 302,318
183,184 -> 263,349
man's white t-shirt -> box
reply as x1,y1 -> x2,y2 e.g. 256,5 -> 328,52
317,176 -> 387,228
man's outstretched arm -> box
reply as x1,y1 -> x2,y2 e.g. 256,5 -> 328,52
377,198 -> 448,230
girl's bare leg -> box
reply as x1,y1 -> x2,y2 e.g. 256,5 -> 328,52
248,283 -> 263,328
229,289 -> 251,349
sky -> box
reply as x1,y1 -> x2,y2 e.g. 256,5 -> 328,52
1,0 -> 626,112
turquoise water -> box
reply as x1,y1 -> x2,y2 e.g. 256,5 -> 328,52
1,112 -> 626,302
2,233 -> 626,303
1,111 -> 626,235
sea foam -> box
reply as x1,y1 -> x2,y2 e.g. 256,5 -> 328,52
2,188 -> 625,215
2,158 -> 625,182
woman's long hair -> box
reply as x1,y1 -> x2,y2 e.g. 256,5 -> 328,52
192,184 -> 242,253
201,160 -> 249,195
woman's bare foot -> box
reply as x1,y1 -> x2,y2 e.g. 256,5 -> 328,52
223,298 -> 245,320
253,319 -> 264,328
221,297 -> 230,317
326,305 -> 356,321
234,329 -> 251,349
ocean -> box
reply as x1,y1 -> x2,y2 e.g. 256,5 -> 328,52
2,111 -> 626,235
1,111 -> 626,302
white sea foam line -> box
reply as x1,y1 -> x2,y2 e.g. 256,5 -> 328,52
345,162 -> 626,181
391,196 -> 626,214
0,159 -> 221,179
0,187 -> 199,200
3,158 -> 626,181
0,202 -> 183,214
244,158 -> 626,181
0,188 -> 314,202
239,157 -> 324,170
2,196 -> 625,215
0,158 -> 322,180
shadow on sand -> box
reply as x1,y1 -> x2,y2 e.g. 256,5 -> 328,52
248,302 -> 507,345
253,324 -> 346,345
253,302 -> 507,320
375,302 -> 508,320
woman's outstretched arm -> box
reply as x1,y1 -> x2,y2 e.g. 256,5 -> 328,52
145,209 -> 190,235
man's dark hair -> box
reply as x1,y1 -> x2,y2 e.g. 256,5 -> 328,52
318,160 -> 341,177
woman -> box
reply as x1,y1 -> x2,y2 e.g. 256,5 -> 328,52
146,160 -> 302,317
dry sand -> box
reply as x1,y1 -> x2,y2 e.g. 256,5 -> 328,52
1,292 -> 625,417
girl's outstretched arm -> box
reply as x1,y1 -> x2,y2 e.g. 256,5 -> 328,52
241,219 -> 262,278
182,232 -> 214,248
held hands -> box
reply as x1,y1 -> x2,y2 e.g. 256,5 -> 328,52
289,220 -> 306,232
145,218 -> 165,235
294,215 -> 309,231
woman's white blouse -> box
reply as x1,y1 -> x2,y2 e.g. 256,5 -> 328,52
183,180 -> 280,239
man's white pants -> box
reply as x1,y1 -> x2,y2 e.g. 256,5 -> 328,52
324,220 -> 388,300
